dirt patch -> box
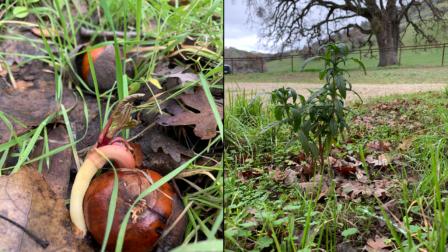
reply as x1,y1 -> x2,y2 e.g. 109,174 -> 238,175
226,82 -> 445,103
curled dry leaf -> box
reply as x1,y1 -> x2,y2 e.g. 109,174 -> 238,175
366,140 -> 391,152
30,125 -> 71,199
0,166 -> 93,252
272,168 -> 287,182
365,235 -> 390,252
164,72 -> 200,87
157,87 -> 223,140
341,182 -> 389,202
129,142 -> 143,169
31,27 -> 61,38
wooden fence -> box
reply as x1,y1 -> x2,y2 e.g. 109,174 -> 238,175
224,43 -> 448,74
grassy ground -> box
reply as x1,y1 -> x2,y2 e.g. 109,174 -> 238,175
224,85 -> 448,251
225,67 -> 448,105
225,66 -> 448,84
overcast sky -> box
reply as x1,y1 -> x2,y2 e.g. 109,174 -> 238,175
224,0 -> 366,53
224,0 -> 268,53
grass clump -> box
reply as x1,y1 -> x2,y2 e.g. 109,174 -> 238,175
225,73 -> 448,251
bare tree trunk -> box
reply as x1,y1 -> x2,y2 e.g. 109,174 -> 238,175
374,6 -> 400,67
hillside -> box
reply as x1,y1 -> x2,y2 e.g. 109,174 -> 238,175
224,48 -> 268,74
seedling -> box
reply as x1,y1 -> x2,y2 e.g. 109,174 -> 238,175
250,42 -> 366,171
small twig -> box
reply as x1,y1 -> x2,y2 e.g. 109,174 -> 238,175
171,178 -> 182,200
0,214 -> 49,248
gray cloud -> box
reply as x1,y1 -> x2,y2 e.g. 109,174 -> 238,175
224,0 -> 266,52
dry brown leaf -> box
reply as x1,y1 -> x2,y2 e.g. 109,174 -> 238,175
398,136 -> 417,151
366,140 -> 391,152
341,182 -> 388,201
164,72 -> 200,86
0,31 -> 54,66
150,130 -> 194,163
272,168 -> 287,182
0,166 -> 93,251
30,125 -> 71,199
157,87 -> 223,139
283,169 -> 297,186
0,71 -> 76,145
365,235 -> 390,252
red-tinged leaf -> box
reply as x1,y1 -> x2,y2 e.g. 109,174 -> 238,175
273,169 -> 287,182
333,166 -> 356,178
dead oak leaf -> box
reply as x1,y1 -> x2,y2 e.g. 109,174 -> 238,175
272,169 -> 287,182
0,166 -> 93,252
165,72 -> 200,86
157,86 -> 223,139
365,235 -> 390,252
366,140 -> 391,152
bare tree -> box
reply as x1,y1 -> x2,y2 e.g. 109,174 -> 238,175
241,0 -> 448,66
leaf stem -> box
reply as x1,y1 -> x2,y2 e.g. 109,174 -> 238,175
0,214 -> 49,248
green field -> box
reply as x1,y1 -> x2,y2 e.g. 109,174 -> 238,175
225,66 -> 448,84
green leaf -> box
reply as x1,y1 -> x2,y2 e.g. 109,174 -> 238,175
13,7 -> 28,18
313,124 -> 328,137
288,88 -> 297,103
300,56 -> 328,72
346,79 -> 353,90
249,91 -> 274,108
258,236 -> 274,249
299,94 -> 306,105
290,108 -> 302,132
318,44 -> 330,53
335,42 -> 348,56
325,134 -> 332,156
341,121 -> 350,133
296,104 -> 314,114
348,89 -> 363,103
309,107 -> 316,122
334,74 -> 346,99
170,240 -> 224,252
349,58 -> 366,75
325,68 -> 333,83
297,131 -> 309,154
330,118 -> 338,139
274,106 -> 283,121
306,88 -> 327,103
285,136 -> 300,149
319,69 -> 329,80
260,119 -> 287,135
239,222 -> 258,228
341,228 -> 358,237
309,142 -> 319,159
335,99 -> 343,120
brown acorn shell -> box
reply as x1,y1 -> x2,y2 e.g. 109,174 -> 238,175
67,44 -> 134,93
83,169 -> 174,252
